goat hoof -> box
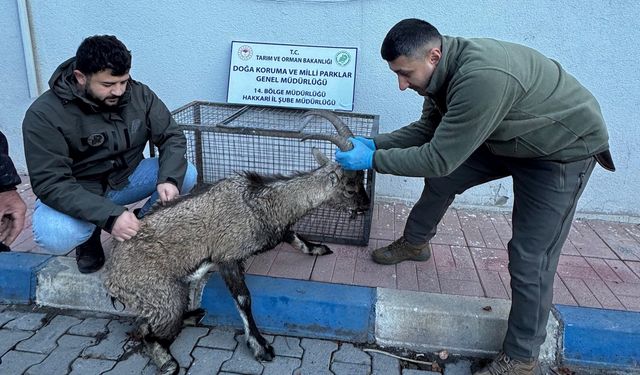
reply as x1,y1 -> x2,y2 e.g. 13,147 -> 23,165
158,359 -> 179,375
312,244 -> 333,256
255,343 -> 275,362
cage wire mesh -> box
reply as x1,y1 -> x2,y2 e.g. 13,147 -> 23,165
171,101 -> 378,246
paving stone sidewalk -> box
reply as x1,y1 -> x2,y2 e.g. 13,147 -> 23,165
1,305 -> 609,375
0,304 -> 456,375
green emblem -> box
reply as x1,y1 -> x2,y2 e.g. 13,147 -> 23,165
335,50 -> 351,66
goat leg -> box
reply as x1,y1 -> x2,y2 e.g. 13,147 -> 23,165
140,279 -> 188,373
284,230 -> 332,255
143,335 -> 179,375
186,260 -> 215,312
220,260 -> 275,361
182,308 -> 206,326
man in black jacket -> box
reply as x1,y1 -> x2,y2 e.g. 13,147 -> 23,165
22,35 -> 197,273
0,131 -> 26,251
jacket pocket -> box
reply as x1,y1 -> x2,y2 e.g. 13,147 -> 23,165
487,124 -> 581,158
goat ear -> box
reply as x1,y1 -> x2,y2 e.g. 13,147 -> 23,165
311,147 -> 329,166
329,171 -> 339,186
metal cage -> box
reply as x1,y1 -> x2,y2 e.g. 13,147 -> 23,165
170,101 -> 378,246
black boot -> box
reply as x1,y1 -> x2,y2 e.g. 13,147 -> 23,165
75,227 -> 105,274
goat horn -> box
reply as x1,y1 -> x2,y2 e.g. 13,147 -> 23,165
300,133 -> 353,151
301,110 -> 355,138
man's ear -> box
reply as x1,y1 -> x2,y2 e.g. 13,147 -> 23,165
73,70 -> 87,85
428,47 -> 442,65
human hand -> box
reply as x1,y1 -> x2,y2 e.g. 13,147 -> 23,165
335,138 -> 374,171
157,182 -> 179,204
352,136 -> 376,150
111,211 -> 140,242
0,190 -> 27,245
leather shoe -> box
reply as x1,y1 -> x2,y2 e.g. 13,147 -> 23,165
372,236 -> 431,265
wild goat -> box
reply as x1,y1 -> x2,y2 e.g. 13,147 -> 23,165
103,110 -> 370,375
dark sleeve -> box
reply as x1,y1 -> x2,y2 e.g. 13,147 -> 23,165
22,109 -> 126,229
373,97 -> 442,150
373,70 -> 521,177
144,87 -> 187,190
0,131 -> 22,192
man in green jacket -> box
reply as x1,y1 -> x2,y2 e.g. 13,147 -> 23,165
336,19 -> 614,374
22,35 -> 197,274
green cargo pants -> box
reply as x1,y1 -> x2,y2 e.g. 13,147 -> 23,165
404,145 -> 597,360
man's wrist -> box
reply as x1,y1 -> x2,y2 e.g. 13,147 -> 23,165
370,151 -> 376,170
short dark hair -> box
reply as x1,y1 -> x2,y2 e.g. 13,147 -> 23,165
75,35 -> 131,76
381,19 -> 442,61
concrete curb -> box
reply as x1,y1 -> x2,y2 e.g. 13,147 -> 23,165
34,257 -> 133,316
0,252 -> 51,304
374,288 -> 560,362
200,273 -> 375,342
556,305 -> 640,370
12,255 -> 640,372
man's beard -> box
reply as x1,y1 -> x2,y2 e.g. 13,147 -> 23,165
83,85 -> 121,110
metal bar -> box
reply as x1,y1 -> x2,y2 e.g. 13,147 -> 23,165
178,124 -> 306,140
218,105 -> 251,126
193,104 -> 204,185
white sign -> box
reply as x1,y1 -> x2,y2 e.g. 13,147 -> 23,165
227,41 -> 357,111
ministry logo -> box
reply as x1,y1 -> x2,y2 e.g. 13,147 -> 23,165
335,50 -> 351,66
238,45 -> 253,60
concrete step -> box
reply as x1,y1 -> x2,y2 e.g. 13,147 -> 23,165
375,288 -> 559,363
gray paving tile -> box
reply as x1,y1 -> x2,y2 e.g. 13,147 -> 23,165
333,343 -> 371,365
102,351 -> 150,374
140,362 -> 157,375
0,328 -> 33,357
82,319 -> 134,360
262,355 -> 301,375
332,361 -> 370,375
69,358 -> 116,375
26,334 -> 96,375
403,369 -> 441,374
186,346 -> 233,375
0,310 -> 19,327
16,315 -> 82,354
197,327 -> 237,350
370,351 -> 401,375
169,326 -> 209,368
68,317 -> 110,336
0,350 -> 46,374
270,336 -> 303,358
294,338 -> 338,375
444,359 -> 472,375
3,312 -> 47,331
219,335 -> 264,374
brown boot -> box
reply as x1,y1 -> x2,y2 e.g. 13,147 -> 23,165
473,352 -> 541,375
371,236 -> 431,265
75,227 -> 105,274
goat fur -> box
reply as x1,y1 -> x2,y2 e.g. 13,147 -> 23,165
103,148 -> 368,373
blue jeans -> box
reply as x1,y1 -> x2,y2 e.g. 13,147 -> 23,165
32,158 -> 197,254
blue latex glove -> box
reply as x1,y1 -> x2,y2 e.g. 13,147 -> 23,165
335,137 -> 374,170
353,136 -> 376,150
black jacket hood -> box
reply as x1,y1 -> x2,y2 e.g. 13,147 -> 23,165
48,57 -> 130,111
